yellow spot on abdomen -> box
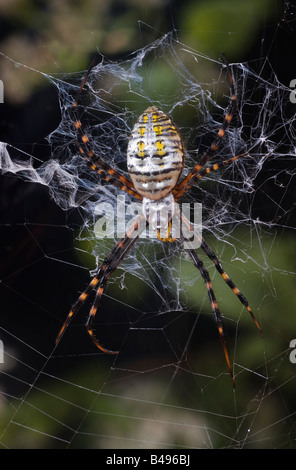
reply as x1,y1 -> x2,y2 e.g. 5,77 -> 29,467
153,125 -> 162,135
137,141 -> 145,157
155,140 -> 166,156
138,126 -> 145,137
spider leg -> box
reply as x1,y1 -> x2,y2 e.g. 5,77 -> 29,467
174,153 -> 247,201
72,120 -> 141,199
174,54 -> 237,199
71,54 -> 142,200
55,276 -> 97,347
179,211 -> 263,338
200,238 -> 264,338
185,245 -> 235,388
56,215 -> 146,351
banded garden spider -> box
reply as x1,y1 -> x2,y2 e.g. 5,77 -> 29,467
55,53 -> 263,387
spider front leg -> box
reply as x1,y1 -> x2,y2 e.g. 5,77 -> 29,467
173,53 -> 237,199
56,215 -> 146,352
70,53 -> 142,200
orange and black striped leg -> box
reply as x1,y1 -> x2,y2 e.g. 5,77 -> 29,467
85,216 -> 146,353
174,153 -> 247,201
186,246 -> 235,387
70,54 -> 142,200
71,115 -> 142,200
199,52 -> 237,171
174,55 -> 237,199
200,238 -> 264,338
55,215 -> 146,351
55,277 -> 98,347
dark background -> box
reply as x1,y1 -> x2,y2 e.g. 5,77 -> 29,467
1,0 -> 296,449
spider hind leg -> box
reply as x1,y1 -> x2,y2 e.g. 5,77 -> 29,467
186,247 -> 236,387
55,216 -> 145,352
201,238 -> 264,339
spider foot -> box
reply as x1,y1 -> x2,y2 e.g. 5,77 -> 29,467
156,221 -> 176,242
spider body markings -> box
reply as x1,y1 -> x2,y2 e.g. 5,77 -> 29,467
127,105 -> 183,236
56,54 -> 263,388
127,106 -> 184,200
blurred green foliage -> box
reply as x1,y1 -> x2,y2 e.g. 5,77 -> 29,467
1,0 -> 294,450
180,0 -> 280,58
2,229 -> 293,448
0,0 -> 280,103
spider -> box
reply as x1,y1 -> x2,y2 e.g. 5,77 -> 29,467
55,53 -> 263,387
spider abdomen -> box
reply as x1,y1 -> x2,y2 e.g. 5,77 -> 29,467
127,106 -> 184,200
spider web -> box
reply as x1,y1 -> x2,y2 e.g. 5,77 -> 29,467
1,30 -> 296,450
